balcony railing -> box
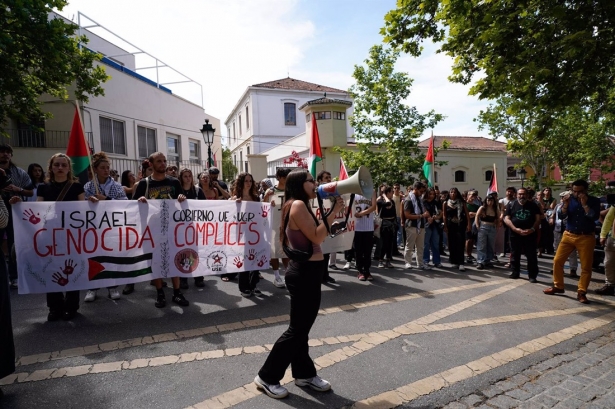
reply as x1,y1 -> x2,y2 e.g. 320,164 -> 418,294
0,129 -> 94,150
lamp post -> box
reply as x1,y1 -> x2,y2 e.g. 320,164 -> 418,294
518,168 -> 527,188
200,119 -> 215,168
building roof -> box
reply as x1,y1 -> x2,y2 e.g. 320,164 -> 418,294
252,77 -> 347,93
299,97 -> 353,110
418,136 -> 507,152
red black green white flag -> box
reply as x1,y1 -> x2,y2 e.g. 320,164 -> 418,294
66,106 -> 91,185
88,253 -> 154,280
422,132 -> 434,187
487,163 -> 498,196
309,115 -> 323,178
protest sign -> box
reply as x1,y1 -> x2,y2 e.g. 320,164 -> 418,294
13,200 -> 272,294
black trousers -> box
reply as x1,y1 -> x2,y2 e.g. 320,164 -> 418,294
0,250 -> 15,379
510,233 -> 539,278
447,222 -> 466,265
238,270 -> 259,292
380,222 -> 395,260
258,259 -> 325,384
47,291 -> 80,313
354,231 -> 374,273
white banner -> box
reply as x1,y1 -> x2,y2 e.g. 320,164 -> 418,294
13,200 -> 272,294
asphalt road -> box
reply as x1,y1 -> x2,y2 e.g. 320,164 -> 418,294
2,252 -> 614,409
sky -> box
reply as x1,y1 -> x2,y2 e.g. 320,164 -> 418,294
57,0 -> 491,142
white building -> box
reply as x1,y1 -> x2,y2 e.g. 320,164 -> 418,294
225,77 -> 353,175
418,136 -> 508,194
2,12 -> 221,177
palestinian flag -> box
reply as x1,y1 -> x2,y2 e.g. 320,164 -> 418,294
422,132 -> 434,187
339,157 -> 349,180
88,253 -> 153,281
67,106 -> 91,185
487,163 -> 498,196
309,115 -> 323,178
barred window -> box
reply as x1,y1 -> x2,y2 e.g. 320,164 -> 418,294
189,140 -> 200,164
137,125 -> 157,158
100,117 -> 126,155
284,103 -> 296,125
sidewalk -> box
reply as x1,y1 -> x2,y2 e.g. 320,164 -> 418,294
442,330 -> 615,409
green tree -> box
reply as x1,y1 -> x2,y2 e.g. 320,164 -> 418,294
221,147 -> 237,182
336,44 -> 443,187
477,97 -> 615,187
382,1 -> 615,129
0,1 -> 108,130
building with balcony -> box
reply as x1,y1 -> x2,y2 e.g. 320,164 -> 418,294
1,12 -> 221,178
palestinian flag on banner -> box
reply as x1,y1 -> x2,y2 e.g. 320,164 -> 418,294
308,115 -> 323,178
88,253 -> 153,281
66,106 -> 91,185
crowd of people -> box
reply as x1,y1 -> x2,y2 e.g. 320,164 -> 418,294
1,142 -> 614,399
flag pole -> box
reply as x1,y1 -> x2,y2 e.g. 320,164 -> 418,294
431,130 -> 435,187
73,100 -> 99,195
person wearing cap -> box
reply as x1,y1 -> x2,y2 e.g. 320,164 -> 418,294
208,167 -> 230,199
0,144 -> 34,289
544,180 -> 601,303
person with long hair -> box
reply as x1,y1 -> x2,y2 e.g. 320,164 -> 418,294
443,187 -> 471,271
178,168 -> 206,290
377,186 -> 397,269
26,163 -> 45,202
197,171 -> 219,200
231,172 -> 262,296
475,194 -> 500,269
11,154 -> 85,321
83,152 -> 128,302
254,170 -> 344,399
121,170 -> 136,200
423,188 -> 443,268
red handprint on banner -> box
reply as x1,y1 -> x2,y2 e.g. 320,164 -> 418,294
257,255 -> 267,267
51,272 -> 68,286
248,249 -> 256,261
22,209 -> 41,224
61,259 -> 75,275
233,256 -> 243,268
261,206 -> 268,218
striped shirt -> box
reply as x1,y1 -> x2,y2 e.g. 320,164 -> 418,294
354,194 -> 374,232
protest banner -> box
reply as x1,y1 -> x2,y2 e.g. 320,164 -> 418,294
13,200 -> 272,294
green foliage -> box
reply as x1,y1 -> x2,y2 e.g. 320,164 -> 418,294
477,96 -> 615,187
382,0 -> 615,130
336,44 -> 443,187
221,147 -> 237,182
0,1 -> 108,130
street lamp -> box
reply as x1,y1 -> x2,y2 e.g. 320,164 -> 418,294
200,119 -> 215,168
518,168 -> 527,188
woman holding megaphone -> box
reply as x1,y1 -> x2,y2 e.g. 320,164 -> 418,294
254,169 -> 344,399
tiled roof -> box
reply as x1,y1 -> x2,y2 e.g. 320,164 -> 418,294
418,136 -> 507,152
299,97 -> 352,110
252,77 -> 347,93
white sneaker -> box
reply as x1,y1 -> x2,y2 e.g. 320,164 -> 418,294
404,263 -> 413,269
459,265 -> 466,271
342,262 -> 351,270
84,290 -> 97,302
273,276 -> 286,288
295,375 -> 331,392
254,375 -> 289,399
108,288 -> 121,300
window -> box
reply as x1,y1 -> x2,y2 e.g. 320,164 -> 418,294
284,103 -> 296,125
239,114 -> 242,135
228,127 -> 231,144
333,111 -> 345,120
189,140 -> 200,164
314,111 -> 331,120
247,145 -> 250,155
246,106 -> 250,129
234,154 -> 237,167
485,170 -> 493,182
507,167 -> 517,178
137,125 -> 157,158
233,122 -> 236,142
239,150 -> 243,171
306,113 -> 311,123
434,171 -> 438,183
100,117 -> 126,155
166,134 -> 180,165
454,170 -> 466,183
